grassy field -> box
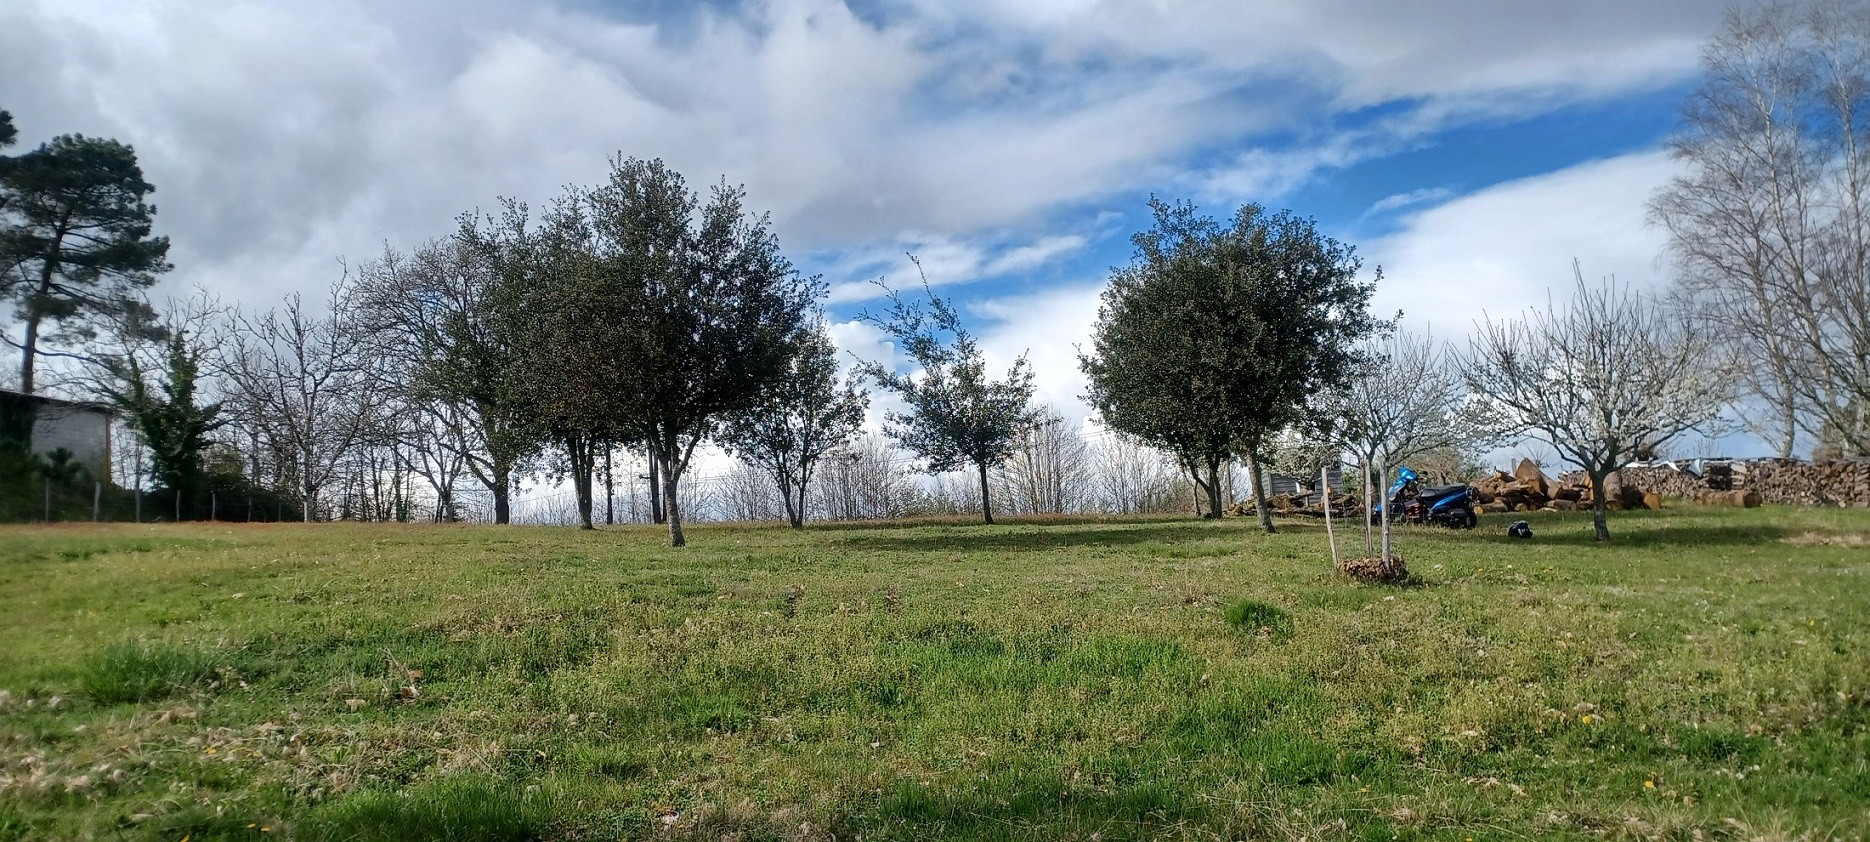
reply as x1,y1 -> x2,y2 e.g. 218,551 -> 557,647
1,507 -> 1867,841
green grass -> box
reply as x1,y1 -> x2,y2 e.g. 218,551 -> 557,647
0,507 -> 1867,840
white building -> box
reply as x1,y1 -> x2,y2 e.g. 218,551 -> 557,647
1,389 -> 114,484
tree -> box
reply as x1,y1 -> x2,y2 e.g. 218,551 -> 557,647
1458,268 -> 1730,542
817,434 -> 915,521
99,320 -> 224,518
1329,330 -> 1483,562
224,290 -> 379,522
1090,430 -> 1183,515
994,406 -> 1093,515
716,323 -> 867,528
354,226 -> 542,523
1083,199 -> 1385,532
1,128 -> 171,394
523,157 -> 821,545
1651,0 -> 1870,458
860,277 -> 1039,525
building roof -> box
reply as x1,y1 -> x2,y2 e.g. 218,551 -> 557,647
0,388 -> 115,416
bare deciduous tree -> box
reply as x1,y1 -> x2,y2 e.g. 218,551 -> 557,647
1459,269 -> 1730,541
1088,429 -> 1183,515
1652,0 -> 1870,457
224,289 -> 377,522
817,433 -> 914,521
1331,330 -> 1483,561
992,406 -> 1092,516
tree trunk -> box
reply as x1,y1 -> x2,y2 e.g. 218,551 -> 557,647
977,461 -> 994,525
1778,400 -> 1797,459
1246,454 -> 1275,534
18,261 -> 58,395
660,449 -> 686,547
1379,458 -> 1393,563
569,436 -> 595,530
1362,458 -> 1374,556
603,444 -> 615,526
778,473 -> 801,529
1206,455 -> 1225,520
794,470 -> 810,529
1588,469 -> 1611,542
648,449 -> 665,524
492,463 -> 511,525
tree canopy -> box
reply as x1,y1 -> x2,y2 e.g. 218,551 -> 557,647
1,128 -> 170,394
1083,199 -> 1385,531
862,276 -> 1038,525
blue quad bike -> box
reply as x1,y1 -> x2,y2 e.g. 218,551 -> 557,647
1369,466 -> 1479,529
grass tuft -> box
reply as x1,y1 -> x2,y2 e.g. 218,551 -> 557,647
1223,599 -> 1292,637
78,640 -> 222,704
303,775 -> 548,842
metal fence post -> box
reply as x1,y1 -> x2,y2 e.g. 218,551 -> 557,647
93,482 -> 101,523
210,491 -> 217,522
44,477 -> 51,523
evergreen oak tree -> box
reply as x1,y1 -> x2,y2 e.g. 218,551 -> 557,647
1083,199 -> 1384,532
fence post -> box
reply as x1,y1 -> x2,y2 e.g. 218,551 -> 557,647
44,477 -> 51,523
210,491 -> 217,522
247,496 -> 253,523
135,487 -> 141,523
93,482 -> 101,523
175,489 -> 181,523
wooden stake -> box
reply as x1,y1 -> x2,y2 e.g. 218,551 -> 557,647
1322,465 -> 1338,568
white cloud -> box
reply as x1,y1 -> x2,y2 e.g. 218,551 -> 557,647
970,283 -> 1106,422
823,231 -> 1089,303
1367,186 -> 1454,215
1366,150 -> 1678,339
1,0 -> 1725,313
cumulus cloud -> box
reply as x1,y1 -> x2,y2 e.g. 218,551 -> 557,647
1365,150 -> 1678,338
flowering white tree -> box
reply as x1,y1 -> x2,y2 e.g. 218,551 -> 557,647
1458,267 -> 1731,541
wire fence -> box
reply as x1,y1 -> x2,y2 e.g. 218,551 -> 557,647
2,477 -> 305,524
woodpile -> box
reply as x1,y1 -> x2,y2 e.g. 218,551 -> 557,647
1474,459 -> 1665,514
1230,492 -> 1361,518
1736,459 -> 1870,507
1618,459 -> 1867,507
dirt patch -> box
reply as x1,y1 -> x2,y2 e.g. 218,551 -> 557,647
1782,531 -> 1870,548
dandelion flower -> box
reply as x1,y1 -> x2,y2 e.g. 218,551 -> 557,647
1644,780 -> 1655,789
1580,714 -> 1595,724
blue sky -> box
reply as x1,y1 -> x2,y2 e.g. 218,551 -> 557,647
1,0 -> 1767,458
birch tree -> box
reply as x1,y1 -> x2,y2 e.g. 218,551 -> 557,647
1652,0 -> 1870,457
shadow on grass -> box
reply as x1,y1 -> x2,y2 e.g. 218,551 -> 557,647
833,524 -> 1207,553
806,513 -> 1194,532
1470,520 -> 1793,549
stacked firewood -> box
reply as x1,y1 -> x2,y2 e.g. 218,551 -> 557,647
1478,459 -> 1666,513
1738,459 -> 1870,507
1618,459 -> 1866,507
1230,492 -> 1362,518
